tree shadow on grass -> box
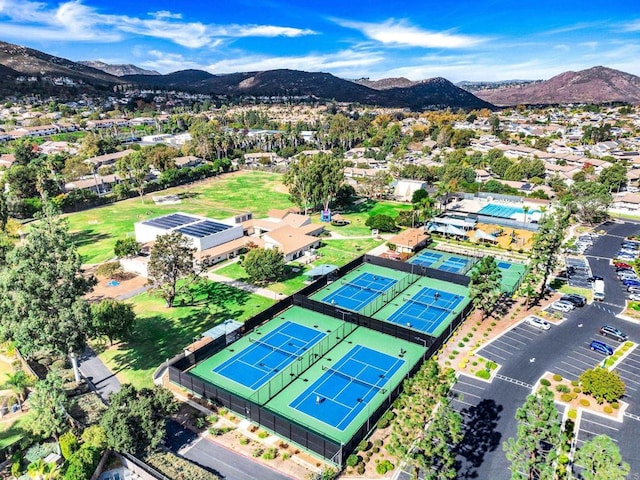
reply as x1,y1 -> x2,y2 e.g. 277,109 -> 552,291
71,230 -> 111,249
177,191 -> 202,200
175,280 -> 253,308
455,399 -> 503,479
338,199 -> 377,215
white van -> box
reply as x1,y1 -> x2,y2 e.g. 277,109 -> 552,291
593,279 -> 605,302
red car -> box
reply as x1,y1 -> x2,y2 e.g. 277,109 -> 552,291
615,262 -> 633,269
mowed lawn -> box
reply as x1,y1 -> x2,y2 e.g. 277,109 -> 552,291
66,171 -> 293,264
319,199 -> 413,237
0,413 -> 33,450
96,280 -> 274,389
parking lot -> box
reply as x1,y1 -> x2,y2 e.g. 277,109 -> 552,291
565,256 -> 592,289
447,220 -> 640,479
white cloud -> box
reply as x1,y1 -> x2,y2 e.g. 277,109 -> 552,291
141,50 -> 204,72
203,49 -> 384,75
337,18 -> 486,49
620,19 -> 640,32
0,0 -> 317,48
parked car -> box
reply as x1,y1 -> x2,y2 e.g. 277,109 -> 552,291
618,272 -> 639,280
629,293 -> 640,301
526,316 -> 551,330
614,262 -> 633,268
590,340 -> 614,355
549,301 -> 573,313
628,286 -> 640,294
560,294 -> 586,307
588,275 -> 604,282
600,325 -> 628,342
615,267 -> 633,272
623,279 -> 640,287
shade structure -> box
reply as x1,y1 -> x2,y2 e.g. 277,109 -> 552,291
473,230 -> 498,243
304,264 -> 339,276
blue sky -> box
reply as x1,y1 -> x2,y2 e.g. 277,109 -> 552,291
0,0 -> 638,82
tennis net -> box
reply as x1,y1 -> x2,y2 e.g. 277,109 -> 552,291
321,365 -> 387,394
249,336 -> 301,359
341,280 -> 388,296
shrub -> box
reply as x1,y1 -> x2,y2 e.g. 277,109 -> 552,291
257,430 -> 269,439
561,393 -> 572,402
612,402 -> 620,409
573,387 -> 582,393
452,350 -> 460,355
282,453 -> 290,461
553,374 -> 563,382
207,414 -> 219,424
356,464 -> 366,475
59,431 -> 79,460
24,443 -> 58,463
603,405 -> 613,414
346,454 -> 360,467
567,409 -> 577,420
476,370 -> 490,379
580,399 -> 590,407
239,436 -> 250,445
372,446 -> 380,454
52,358 -> 69,370
194,417 -> 206,429
262,448 -> 277,460
556,384 -> 570,393
376,460 -> 395,475
458,342 -> 465,348
252,447 -> 264,458
377,417 -> 390,429
540,379 -> 551,387
485,361 -> 497,370
570,392 -> 578,399
357,440 -> 371,452
571,380 -> 579,386
374,439 -> 383,447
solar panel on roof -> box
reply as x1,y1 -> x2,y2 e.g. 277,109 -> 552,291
143,213 -> 198,229
177,220 -> 231,238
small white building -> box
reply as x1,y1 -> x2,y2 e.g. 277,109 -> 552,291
134,212 -> 243,251
394,179 -> 427,201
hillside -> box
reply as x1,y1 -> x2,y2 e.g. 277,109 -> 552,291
354,77 -> 417,90
79,60 -> 160,77
472,66 -> 640,105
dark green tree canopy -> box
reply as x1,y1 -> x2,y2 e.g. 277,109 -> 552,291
365,214 -> 398,232
147,232 -> 196,308
283,153 -> 344,213
575,435 -> 630,480
469,256 -> 503,318
114,237 -> 141,258
90,299 -> 136,345
242,247 -> 285,286
0,204 -> 95,357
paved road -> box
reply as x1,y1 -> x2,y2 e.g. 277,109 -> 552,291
443,220 -> 640,480
78,346 -> 121,400
165,420 -> 294,480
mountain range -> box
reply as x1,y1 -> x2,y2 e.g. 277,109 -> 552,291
467,66 -> 640,106
79,60 -> 160,77
0,39 -> 639,107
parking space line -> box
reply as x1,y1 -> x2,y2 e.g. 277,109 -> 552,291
581,418 -> 619,431
451,397 -> 476,408
493,337 -> 526,349
508,330 -> 535,341
484,343 -> 516,356
555,366 -> 580,378
453,390 -> 482,400
624,412 -> 640,421
495,335 -> 527,346
579,427 -> 619,440
564,355 -> 596,367
454,381 -> 486,391
477,350 -> 506,361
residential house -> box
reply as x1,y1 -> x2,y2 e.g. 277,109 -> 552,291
84,149 -> 135,170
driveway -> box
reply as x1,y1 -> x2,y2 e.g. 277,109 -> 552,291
78,346 -> 121,400
166,420 -> 294,480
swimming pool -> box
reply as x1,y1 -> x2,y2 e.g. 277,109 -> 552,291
478,203 -> 539,219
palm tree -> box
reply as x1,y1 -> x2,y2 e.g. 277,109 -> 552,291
522,205 -> 530,225
3,370 -> 32,402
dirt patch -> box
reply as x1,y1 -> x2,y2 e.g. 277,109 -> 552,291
85,268 -> 147,302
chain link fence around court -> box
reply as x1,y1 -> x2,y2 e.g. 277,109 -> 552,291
248,321 -> 358,405
360,272 -> 420,317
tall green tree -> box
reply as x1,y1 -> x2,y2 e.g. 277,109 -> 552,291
283,153 -> 344,213
116,151 -> 150,202
114,237 -> 141,258
598,163 -> 627,192
388,361 -> 456,474
415,400 -> 463,480
574,435 -> 629,480
522,209 -> 570,304
242,248 -> 285,285
90,299 -> 136,345
100,384 -> 178,456
147,232 -> 196,308
28,370 -> 70,440
503,387 -> 561,480
567,182 -> 612,225
0,204 -> 95,377
469,256 -> 503,318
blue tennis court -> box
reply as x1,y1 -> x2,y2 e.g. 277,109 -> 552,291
387,287 -> 464,334
409,251 -> 442,268
213,322 -> 325,390
322,272 -> 397,311
497,261 -> 512,269
290,345 -> 404,431
439,256 -> 468,273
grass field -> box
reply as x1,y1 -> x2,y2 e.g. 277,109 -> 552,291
66,171 -> 293,264
0,412 -> 33,450
96,280 -> 274,389
319,199 -> 413,237
215,261 -> 310,297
